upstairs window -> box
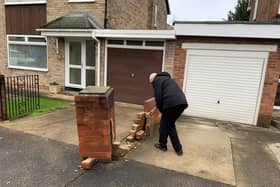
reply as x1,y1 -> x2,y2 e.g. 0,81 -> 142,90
8,35 -> 48,71
5,0 -> 46,5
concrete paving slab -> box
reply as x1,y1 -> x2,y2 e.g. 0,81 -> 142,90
231,139 -> 280,187
127,117 -> 236,186
268,143 -> 280,168
0,104 -> 142,145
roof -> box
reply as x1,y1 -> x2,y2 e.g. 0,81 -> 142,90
175,21 -> 280,39
41,12 -> 101,29
166,0 -> 171,14
175,21 -> 280,25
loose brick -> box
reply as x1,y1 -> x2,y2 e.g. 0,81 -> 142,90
129,129 -> 137,137
131,124 -> 143,131
137,112 -> 145,120
81,158 -> 97,170
135,130 -> 145,140
134,118 -> 145,126
126,135 -> 135,142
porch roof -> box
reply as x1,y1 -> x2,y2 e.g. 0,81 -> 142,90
37,29 -> 176,39
40,12 -> 101,30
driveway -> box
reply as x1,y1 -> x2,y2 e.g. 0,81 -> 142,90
1,105 -> 280,186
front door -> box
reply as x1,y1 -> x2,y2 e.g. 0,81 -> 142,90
66,40 -> 96,89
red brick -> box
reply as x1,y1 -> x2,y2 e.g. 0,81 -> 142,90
131,124 -> 143,131
81,158 -> 97,170
126,135 -> 135,142
135,130 -> 145,140
144,97 -> 156,112
137,112 -> 145,120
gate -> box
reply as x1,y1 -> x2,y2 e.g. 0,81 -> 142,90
0,75 -> 40,120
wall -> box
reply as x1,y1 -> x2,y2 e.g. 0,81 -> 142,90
249,0 -> 280,22
0,0 -> 7,76
47,0 -> 105,27
164,40 -> 175,76
107,0 -> 153,29
173,36 -> 280,127
152,0 -> 169,29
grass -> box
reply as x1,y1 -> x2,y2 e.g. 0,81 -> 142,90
29,98 -> 72,116
7,97 -> 72,119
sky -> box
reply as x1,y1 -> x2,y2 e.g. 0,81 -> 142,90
168,0 -> 238,22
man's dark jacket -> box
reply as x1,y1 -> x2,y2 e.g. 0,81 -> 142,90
152,72 -> 188,113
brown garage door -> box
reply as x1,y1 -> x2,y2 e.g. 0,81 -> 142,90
108,48 -> 163,105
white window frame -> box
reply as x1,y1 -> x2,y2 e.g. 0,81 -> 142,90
5,0 -> 46,5
68,0 -> 95,3
7,35 -> 48,72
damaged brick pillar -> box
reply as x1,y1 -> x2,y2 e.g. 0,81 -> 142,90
0,74 -> 7,120
75,86 -> 115,168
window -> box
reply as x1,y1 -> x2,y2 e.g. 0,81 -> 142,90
8,35 -> 48,71
5,0 -> 46,5
126,40 -> 143,46
108,40 -> 124,45
278,2 -> 280,14
145,41 -> 164,47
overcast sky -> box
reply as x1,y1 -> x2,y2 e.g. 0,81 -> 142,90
168,0 -> 238,22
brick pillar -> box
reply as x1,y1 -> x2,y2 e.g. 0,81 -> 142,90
0,74 -> 7,120
75,86 -> 115,162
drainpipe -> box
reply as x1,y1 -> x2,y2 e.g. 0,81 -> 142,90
104,0 -> 108,29
92,31 -> 101,86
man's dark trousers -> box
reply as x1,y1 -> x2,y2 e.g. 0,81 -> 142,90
159,104 -> 186,152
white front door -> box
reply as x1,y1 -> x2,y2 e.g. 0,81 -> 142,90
65,39 -> 96,89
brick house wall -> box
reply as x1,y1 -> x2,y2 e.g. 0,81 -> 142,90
164,40 -> 176,76
108,0 -> 168,29
108,0 -> 153,29
47,0 -> 105,27
249,0 -> 280,22
0,0 -> 6,76
152,0 -> 169,29
172,36 -> 280,127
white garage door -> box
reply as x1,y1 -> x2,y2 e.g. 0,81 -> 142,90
184,49 -> 268,125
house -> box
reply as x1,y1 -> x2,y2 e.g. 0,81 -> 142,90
170,0 -> 280,127
0,0 -> 174,105
248,0 -> 280,22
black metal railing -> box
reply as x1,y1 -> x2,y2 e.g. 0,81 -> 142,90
4,75 -> 40,119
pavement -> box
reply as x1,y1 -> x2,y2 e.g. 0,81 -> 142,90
1,102 -> 280,186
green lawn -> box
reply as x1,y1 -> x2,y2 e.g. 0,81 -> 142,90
7,97 -> 72,119
29,98 -> 72,116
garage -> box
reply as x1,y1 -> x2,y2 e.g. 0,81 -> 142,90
182,44 -> 274,125
107,40 -> 164,104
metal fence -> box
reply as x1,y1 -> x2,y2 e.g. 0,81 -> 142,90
2,75 -> 40,120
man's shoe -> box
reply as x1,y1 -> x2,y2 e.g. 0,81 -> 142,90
154,143 -> 167,152
176,149 -> 183,156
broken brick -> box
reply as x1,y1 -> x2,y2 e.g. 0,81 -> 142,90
136,130 -> 145,140
81,158 -> 97,170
